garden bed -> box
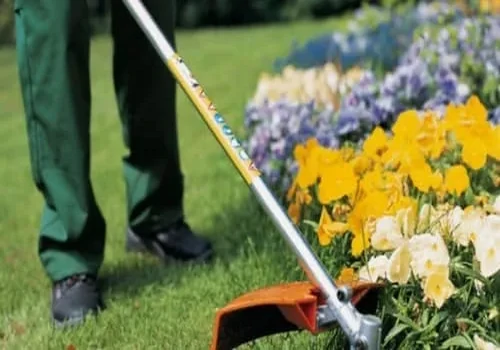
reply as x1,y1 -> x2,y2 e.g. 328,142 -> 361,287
243,1 -> 500,348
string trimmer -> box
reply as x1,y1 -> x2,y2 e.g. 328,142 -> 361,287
122,1 -> 383,349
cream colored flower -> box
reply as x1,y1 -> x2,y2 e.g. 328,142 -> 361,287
474,214 -> 500,278
396,206 -> 417,237
423,265 -> 455,309
387,241 -> 411,285
409,233 -> 450,278
493,196 -> 500,214
371,216 -> 404,251
451,207 -> 485,246
473,334 -> 500,350
417,203 -> 435,233
358,255 -> 390,282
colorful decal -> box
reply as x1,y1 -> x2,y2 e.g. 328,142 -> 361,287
169,54 -> 260,180
214,112 -> 261,177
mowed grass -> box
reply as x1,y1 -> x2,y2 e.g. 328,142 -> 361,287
0,16 -> 352,350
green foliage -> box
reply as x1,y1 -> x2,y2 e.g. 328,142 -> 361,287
175,0 -> 369,28
0,0 -> 14,46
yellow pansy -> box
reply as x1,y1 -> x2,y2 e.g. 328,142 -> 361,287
316,206 -> 349,246
337,267 -> 359,284
288,201 -> 301,225
410,162 -> 435,193
363,126 -> 388,159
318,161 -> 358,204
462,138 -> 487,170
444,165 -> 470,196
416,111 -> 447,159
294,138 -> 320,188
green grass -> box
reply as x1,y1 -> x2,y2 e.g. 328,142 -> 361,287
0,17 -> 353,350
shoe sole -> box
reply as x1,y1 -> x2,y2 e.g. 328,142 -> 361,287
52,308 -> 101,329
125,229 -> 214,264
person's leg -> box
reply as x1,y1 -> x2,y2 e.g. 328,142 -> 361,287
110,0 -> 213,262
14,0 -> 105,326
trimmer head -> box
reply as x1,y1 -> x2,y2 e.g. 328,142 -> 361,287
210,280 -> 382,350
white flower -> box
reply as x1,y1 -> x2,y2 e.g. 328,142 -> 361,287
396,206 -> 417,237
358,255 -> 390,282
474,214 -> 500,278
473,334 -> 500,350
371,216 -> 404,251
493,196 -> 500,214
409,233 -> 450,278
387,241 -> 411,285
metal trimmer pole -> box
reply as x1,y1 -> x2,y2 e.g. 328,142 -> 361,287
121,0 -> 382,348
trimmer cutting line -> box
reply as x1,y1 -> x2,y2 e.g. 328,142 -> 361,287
122,1 -> 383,349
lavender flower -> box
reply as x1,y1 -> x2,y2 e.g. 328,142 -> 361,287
245,14 -> 500,192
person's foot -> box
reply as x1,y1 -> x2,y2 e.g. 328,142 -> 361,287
51,274 -> 104,327
126,219 -> 214,263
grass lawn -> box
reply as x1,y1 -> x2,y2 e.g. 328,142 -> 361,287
0,15 -> 354,349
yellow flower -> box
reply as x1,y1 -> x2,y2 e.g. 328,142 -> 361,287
363,126 -> 388,159
358,255 -> 389,282
387,241 -> 411,285
444,165 -> 470,196
294,138 -> 320,188
288,202 -> 301,224
410,162 -> 435,193
316,206 -> 349,246
392,109 -> 421,139
382,138 -> 427,175
350,153 -> 374,176
318,161 -> 358,204
444,96 -> 496,169
423,265 -> 455,309
337,267 -> 359,284
409,233 -> 450,278
296,187 -> 312,205
371,216 -> 404,251
462,139 -> 487,170
415,111 -> 447,159
474,214 -> 500,278
430,170 -> 443,190
347,191 -> 390,256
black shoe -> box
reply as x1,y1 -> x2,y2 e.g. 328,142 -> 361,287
51,274 -> 104,327
126,220 -> 214,263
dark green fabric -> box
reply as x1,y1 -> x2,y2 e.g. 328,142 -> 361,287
14,0 -> 183,282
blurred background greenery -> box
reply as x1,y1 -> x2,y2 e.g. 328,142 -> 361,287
0,0 -> 414,46
0,0 -> 492,47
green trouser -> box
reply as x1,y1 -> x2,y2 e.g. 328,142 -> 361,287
14,0 -> 183,282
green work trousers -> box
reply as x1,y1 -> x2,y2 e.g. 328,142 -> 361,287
14,0 -> 183,282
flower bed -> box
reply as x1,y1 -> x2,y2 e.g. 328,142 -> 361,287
244,14 -> 500,193
286,96 -> 500,348
272,1 -> 463,73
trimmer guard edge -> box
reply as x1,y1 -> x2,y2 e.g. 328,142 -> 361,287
210,280 -> 382,350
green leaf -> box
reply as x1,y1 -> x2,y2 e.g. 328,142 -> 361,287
424,311 -> 448,331
383,323 -> 410,345
302,220 -> 318,230
455,318 -> 488,334
439,335 -> 473,349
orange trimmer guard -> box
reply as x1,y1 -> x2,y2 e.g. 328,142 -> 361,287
210,280 -> 382,350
